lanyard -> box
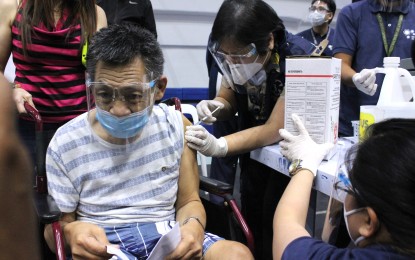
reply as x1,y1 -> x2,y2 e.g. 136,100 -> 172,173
376,13 -> 403,57
311,27 -> 331,45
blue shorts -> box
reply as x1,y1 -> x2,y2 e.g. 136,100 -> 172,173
104,220 -> 223,260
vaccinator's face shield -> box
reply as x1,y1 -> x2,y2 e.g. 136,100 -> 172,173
208,39 -> 270,91
87,75 -> 157,141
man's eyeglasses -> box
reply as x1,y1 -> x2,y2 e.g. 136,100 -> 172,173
309,6 -> 330,13
90,80 -> 156,108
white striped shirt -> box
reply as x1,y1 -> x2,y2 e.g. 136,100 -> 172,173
46,104 -> 184,225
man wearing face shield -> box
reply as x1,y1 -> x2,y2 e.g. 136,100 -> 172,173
184,0 -> 317,259
297,0 -> 337,57
43,24 -> 253,260
333,0 -> 415,136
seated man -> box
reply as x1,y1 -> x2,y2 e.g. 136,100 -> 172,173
44,24 -> 252,259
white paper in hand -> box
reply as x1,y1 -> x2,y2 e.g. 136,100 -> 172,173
107,245 -> 129,260
147,222 -> 181,260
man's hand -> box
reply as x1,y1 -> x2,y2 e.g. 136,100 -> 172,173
196,100 -> 224,124
165,222 -> 204,259
185,125 -> 228,157
352,69 -> 377,96
64,221 -> 114,259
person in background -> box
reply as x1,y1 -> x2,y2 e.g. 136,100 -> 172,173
0,73 -> 40,259
184,0 -> 317,258
297,0 -> 337,57
0,0 -> 107,166
97,0 -> 157,38
44,24 -> 253,260
333,0 -> 415,136
274,114 -> 415,259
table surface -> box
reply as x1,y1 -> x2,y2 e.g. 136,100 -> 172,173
250,137 -> 355,197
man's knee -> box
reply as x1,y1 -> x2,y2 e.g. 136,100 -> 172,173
204,240 -> 253,260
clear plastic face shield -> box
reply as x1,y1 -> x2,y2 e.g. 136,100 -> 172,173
322,150 -> 353,243
86,74 -> 157,143
208,39 -> 270,92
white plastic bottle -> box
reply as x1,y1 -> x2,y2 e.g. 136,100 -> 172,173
376,57 -> 415,106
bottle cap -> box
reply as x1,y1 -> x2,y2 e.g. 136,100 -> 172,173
383,57 -> 400,66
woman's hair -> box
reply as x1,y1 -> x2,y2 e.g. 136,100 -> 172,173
346,118 -> 415,254
86,24 -> 164,81
19,0 -> 97,55
210,0 -> 285,55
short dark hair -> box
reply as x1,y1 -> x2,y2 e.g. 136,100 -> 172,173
312,0 -> 336,14
346,118 -> 415,255
210,0 -> 285,55
86,23 -> 164,81
311,0 -> 336,24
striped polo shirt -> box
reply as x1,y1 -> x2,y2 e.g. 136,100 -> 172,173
46,104 -> 185,225
12,5 -> 86,123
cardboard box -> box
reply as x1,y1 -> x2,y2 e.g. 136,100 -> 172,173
284,57 -> 341,159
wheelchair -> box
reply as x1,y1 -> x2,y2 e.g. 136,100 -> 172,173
27,98 -> 254,259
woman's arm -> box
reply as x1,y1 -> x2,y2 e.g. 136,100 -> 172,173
0,0 -> 17,72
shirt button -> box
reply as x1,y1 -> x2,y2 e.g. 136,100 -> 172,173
388,23 -> 392,27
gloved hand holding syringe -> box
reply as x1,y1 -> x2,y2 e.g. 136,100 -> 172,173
185,106 -> 229,157
194,106 -> 221,125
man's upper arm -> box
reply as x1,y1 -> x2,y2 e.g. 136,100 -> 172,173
175,115 -> 200,210
0,0 -> 17,72
332,6 -> 357,57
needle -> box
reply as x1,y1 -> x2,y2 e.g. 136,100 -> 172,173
195,106 -> 221,125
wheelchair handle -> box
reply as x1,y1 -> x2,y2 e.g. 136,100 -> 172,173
24,101 -> 43,132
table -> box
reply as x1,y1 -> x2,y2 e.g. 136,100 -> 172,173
250,137 -> 355,237
250,137 -> 355,197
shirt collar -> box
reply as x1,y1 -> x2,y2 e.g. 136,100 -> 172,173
369,0 -> 411,14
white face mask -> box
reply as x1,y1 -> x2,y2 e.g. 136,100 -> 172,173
308,11 -> 326,26
228,62 -> 263,86
343,204 -> 367,246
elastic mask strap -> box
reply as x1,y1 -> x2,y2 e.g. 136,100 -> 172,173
344,207 -> 366,217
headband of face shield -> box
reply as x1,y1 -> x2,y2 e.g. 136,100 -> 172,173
208,39 -> 269,92
87,75 -> 157,140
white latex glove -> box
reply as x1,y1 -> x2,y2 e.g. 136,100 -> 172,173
185,125 -> 228,157
196,100 -> 225,125
279,114 -> 334,176
352,68 -> 377,96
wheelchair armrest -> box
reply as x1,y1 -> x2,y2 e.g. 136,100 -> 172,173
199,175 -> 234,195
33,193 -> 61,224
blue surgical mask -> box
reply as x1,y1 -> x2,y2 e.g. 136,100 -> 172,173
95,106 -> 151,138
